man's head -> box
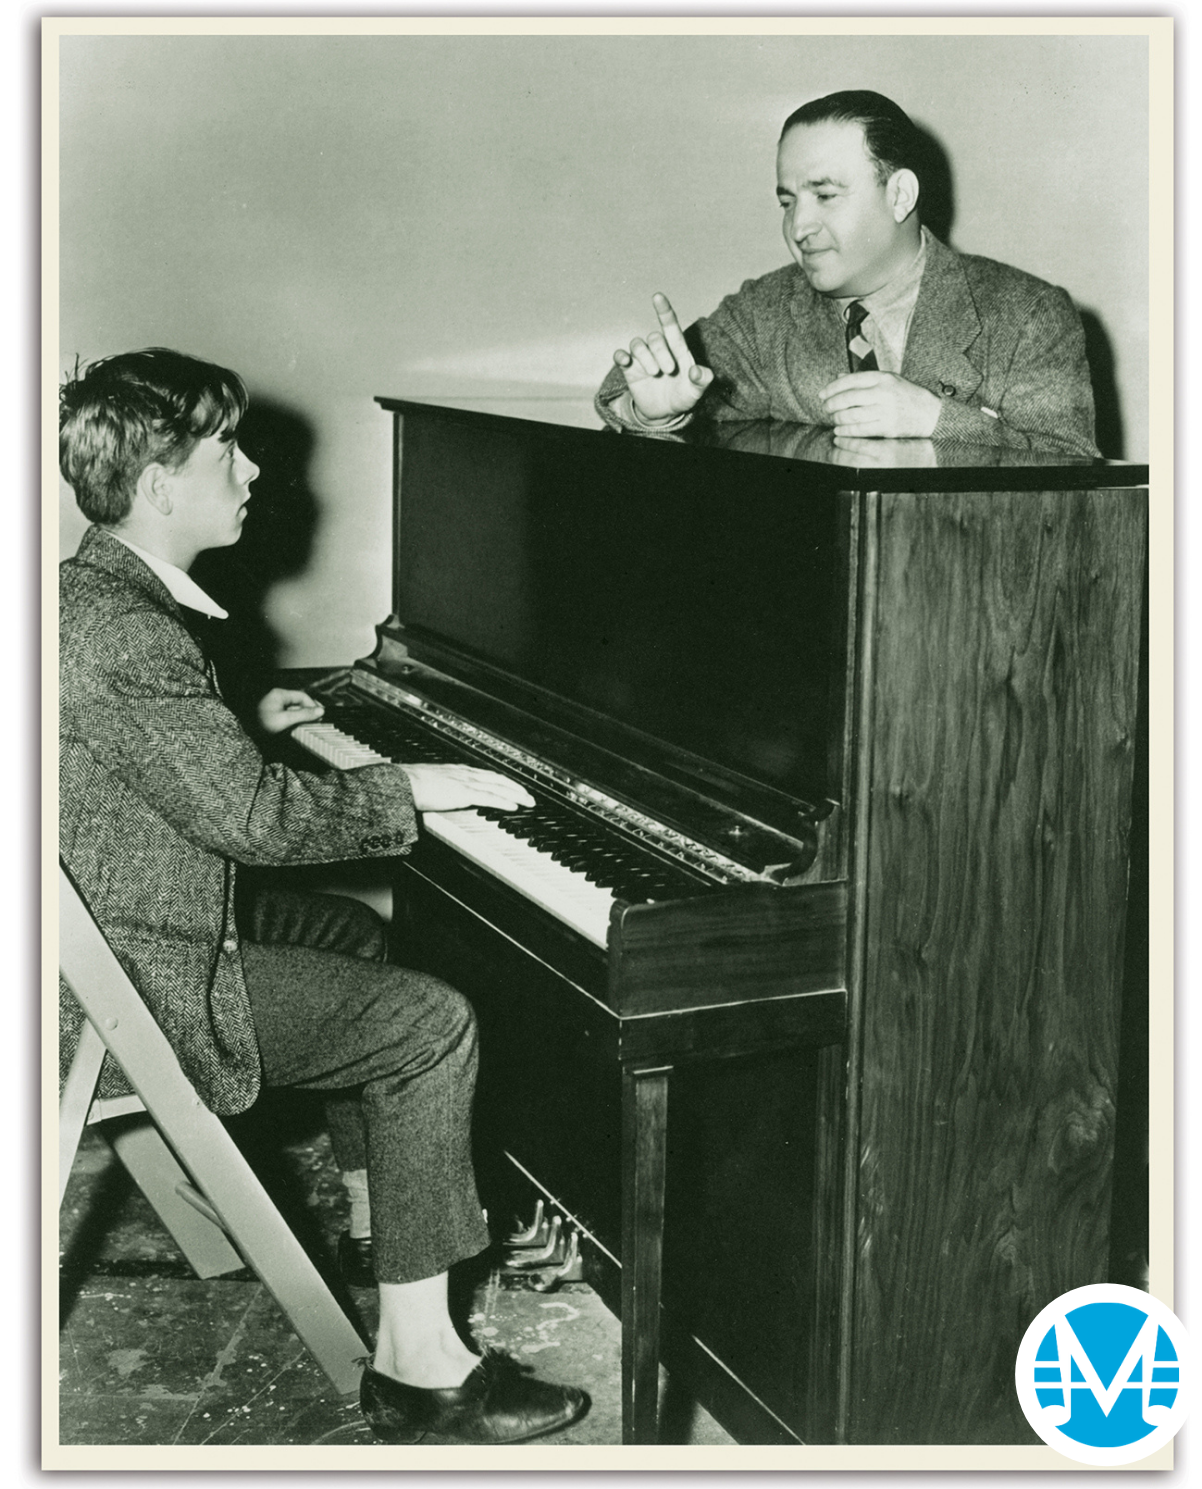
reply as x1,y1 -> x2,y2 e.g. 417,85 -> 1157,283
776,90 -> 923,298
60,348 -> 250,525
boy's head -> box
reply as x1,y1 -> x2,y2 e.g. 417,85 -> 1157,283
60,348 -> 248,525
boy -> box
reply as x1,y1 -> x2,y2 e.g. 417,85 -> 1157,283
59,347 -> 587,1444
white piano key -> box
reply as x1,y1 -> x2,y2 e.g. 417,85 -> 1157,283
293,722 -> 391,769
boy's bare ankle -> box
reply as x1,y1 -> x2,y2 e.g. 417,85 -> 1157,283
372,1342 -> 480,1391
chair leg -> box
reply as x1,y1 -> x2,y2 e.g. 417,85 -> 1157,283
105,1117 -> 245,1279
59,864 -> 368,1396
59,1019 -> 106,1207
167,1109 -> 368,1395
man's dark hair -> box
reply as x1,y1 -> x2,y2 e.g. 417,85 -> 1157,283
60,347 -> 248,524
780,89 -> 923,189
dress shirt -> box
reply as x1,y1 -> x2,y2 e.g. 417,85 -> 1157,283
834,227 -> 930,374
108,532 -> 229,619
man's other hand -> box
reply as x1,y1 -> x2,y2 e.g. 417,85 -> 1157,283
818,371 -> 942,438
612,293 -> 714,422
404,764 -> 536,814
257,688 -> 325,735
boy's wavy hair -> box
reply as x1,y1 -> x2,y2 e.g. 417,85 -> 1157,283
60,348 -> 248,523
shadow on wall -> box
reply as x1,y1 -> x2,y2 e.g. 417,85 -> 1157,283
914,121 -> 1124,459
1079,312 -> 1125,459
912,123 -> 955,247
191,399 -> 321,713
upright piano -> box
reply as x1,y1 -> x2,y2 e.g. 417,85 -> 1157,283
292,401 -> 1148,1446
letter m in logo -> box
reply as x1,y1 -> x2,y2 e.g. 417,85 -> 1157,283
1032,1301 -> 1180,1448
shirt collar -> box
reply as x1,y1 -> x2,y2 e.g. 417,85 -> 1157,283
837,225 -> 929,321
107,532 -> 229,619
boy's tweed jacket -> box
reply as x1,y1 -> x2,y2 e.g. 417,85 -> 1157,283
597,232 -> 1098,456
60,525 -> 419,1115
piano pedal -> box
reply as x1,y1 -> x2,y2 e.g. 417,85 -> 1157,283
529,1228 -> 584,1293
503,1213 -> 564,1270
503,1198 -> 551,1249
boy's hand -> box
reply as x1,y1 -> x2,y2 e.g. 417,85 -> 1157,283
257,688 -> 325,735
403,763 -> 536,813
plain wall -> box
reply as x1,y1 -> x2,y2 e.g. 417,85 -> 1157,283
57,32 -> 1149,666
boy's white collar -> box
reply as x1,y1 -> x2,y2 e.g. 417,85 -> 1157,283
108,531 -> 229,619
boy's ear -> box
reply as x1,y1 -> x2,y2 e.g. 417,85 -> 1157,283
136,462 -> 173,517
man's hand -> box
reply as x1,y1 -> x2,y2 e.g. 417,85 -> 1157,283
818,372 -> 942,438
257,688 -> 325,735
403,763 -> 536,814
612,293 -> 714,423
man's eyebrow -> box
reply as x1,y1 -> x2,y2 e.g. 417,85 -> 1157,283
776,174 -> 846,195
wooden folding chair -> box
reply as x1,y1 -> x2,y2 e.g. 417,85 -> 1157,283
58,863 -> 367,1396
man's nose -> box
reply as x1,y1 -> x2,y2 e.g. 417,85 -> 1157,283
238,451 -> 260,483
786,202 -> 817,242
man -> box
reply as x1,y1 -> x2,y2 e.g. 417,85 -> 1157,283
598,90 -> 1098,456
59,348 -> 588,1445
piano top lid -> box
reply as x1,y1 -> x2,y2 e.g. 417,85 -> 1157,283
375,398 -> 1148,493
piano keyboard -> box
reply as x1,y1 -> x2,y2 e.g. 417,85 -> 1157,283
291,711 -> 700,948
290,722 -> 392,771
420,809 -> 614,947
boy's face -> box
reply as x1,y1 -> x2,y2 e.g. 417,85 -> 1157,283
162,427 -> 260,554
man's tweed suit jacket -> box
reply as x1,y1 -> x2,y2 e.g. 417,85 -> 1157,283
597,233 -> 1098,456
60,526 -> 419,1115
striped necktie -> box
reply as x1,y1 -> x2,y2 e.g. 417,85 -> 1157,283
845,300 -> 878,373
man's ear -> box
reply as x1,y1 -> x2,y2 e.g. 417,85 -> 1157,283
136,462 -> 173,517
888,168 -> 920,224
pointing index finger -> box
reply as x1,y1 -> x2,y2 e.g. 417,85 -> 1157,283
652,292 -> 691,361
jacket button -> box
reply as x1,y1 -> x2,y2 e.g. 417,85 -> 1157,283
940,382 -> 957,397
222,937 -> 238,954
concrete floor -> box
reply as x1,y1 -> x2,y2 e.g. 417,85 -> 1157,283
58,1109 -> 735,1450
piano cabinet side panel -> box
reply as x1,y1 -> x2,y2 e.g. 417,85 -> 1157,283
847,486 -> 1146,1445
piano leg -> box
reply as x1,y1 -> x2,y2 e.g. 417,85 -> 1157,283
620,1062 -> 671,1445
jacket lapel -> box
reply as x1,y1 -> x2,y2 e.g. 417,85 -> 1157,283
75,526 -> 184,616
902,235 -> 985,403
74,527 -> 225,694
786,275 -> 848,417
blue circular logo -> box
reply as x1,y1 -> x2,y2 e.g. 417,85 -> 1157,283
1015,1283 -> 1191,1465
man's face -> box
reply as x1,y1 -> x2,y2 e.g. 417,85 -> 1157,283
776,120 -> 907,298
163,427 -> 260,553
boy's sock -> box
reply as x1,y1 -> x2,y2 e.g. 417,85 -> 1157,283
342,1168 -> 371,1241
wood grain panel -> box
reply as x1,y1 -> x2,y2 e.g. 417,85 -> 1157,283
610,881 -> 847,1016
848,486 -> 1146,1443
616,988 -> 845,1065
806,1040 -> 848,1440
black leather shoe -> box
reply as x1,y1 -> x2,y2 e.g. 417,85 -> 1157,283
338,1233 -> 375,1288
360,1352 -> 589,1444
